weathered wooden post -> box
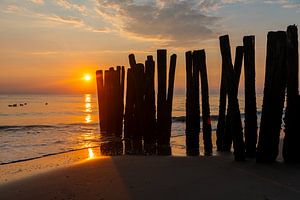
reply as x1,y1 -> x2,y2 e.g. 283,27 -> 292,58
220,35 -> 245,161
256,31 -> 287,163
133,63 -> 145,154
96,70 -> 105,133
157,49 -> 177,155
124,68 -> 134,154
186,51 -> 200,156
283,25 -> 300,163
243,36 -> 258,158
144,56 -> 157,154
216,48 -> 227,151
198,50 -> 213,155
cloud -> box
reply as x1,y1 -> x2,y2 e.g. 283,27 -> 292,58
46,15 -> 85,27
95,0 -> 231,46
30,0 -> 44,4
264,0 -> 300,8
55,0 -> 86,13
4,5 -> 23,13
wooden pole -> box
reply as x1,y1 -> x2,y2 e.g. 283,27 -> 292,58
216,48 -> 227,151
283,25 -> 299,163
124,68 -> 134,154
186,51 -> 199,156
220,35 -> 245,161
157,49 -> 168,155
256,31 -> 287,163
132,63 -> 145,154
144,56 -> 157,154
243,36 -> 257,158
165,54 -> 177,151
198,50 -> 213,155
96,70 -> 105,133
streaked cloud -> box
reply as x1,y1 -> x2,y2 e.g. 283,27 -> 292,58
30,0 -> 44,4
265,0 -> 300,8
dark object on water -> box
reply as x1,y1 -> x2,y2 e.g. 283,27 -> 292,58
243,36 -> 258,158
45,102 -> 48,105
283,25 -> 300,163
13,104 -> 17,107
257,31 -> 287,163
8,104 -> 13,107
219,35 -> 245,161
20,104 -> 24,106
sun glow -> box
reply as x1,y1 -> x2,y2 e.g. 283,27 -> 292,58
83,74 -> 92,81
88,148 -> 95,159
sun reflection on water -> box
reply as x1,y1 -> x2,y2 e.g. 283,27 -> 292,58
88,148 -> 95,159
84,94 -> 92,123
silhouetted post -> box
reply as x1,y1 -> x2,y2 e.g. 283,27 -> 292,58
257,31 -> 287,163
243,36 -> 258,158
96,70 -> 105,132
220,35 -> 245,161
185,51 -> 200,156
157,49 -> 177,155
216,48 -> 227,151
166,54 -> 177,151
283,25 -> 300,163
124,68 -> 134,154
132,63 -> 145,154
199,50 -> 213,155
144,56 -> 157,154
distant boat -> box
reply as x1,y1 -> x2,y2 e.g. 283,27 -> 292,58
20,104 -> 24,106
45,102 -> 48,105
24,103 -> 27,105
8,105 -> 13,107
12,104 -> 17,107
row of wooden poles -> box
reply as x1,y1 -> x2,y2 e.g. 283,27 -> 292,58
215,25 -> 300,163
96,25 -> 300,163
96,50 -> 176,155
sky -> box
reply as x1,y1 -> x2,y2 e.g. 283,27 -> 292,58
0,0 -> 299,94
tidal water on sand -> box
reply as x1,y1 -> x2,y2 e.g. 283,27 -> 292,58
0,94 -> 263,164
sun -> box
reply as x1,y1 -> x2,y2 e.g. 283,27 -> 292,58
83,74 -> 92,81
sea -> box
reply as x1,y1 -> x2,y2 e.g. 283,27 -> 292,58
0,93 -> 264,164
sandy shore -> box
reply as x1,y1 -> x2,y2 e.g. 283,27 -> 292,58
1,152 -> 300,200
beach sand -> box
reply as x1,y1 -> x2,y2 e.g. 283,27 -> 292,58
1,150 -> 300,200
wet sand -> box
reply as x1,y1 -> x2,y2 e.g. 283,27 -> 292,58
1,152 -> 300,200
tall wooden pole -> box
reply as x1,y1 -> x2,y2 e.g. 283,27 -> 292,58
157,50 -> 176,155
220,35 -> 245,161
257,31 -> 287,163
144,56 -> 157,154
124,68 -> 134,154
243,36 -> 257,158
96,70 -> 105,133
283,25 -> 300,163
199,50 -> 213,155
166,54 -> 177,148
186,51 -> 199,156
216,48 -> 227,151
